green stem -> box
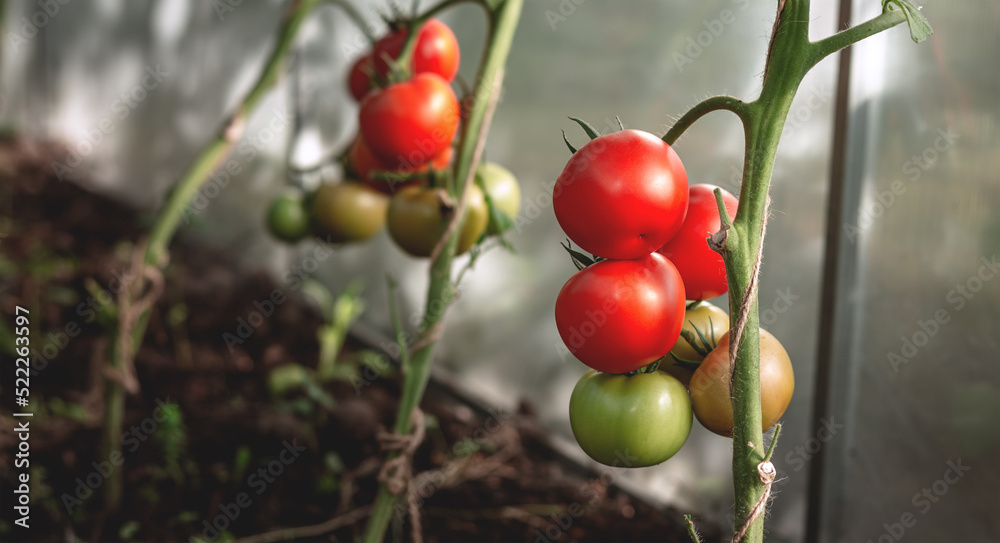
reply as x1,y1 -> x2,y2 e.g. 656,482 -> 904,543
662,95 -> 748,146
116,0 -> 323,388
101,377 -> 125,514
361,1 -> 523,541
659,1 -> 911,541
102,0 -> 325,514
808,9 -> 907,65
685,514 -> 703,543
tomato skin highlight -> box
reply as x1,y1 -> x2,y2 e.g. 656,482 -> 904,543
688,328 -> 795,437
657,184 -> 739,300
555,253 -> 686,374
569,370 -> 692,467
359,73 -> 460,167
553,129 -> 689,260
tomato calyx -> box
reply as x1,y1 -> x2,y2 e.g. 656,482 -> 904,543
559,240 -> 605,271
667,352 -> 701,373
678,314 -> 723,359
561,116 -> 624,155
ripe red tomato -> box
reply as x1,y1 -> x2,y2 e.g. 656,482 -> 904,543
657,184 -> 738,300
555,253 -> 686,374
373,19 -> 460,82
553,129 -> 689,260
348,19 -> 460,102
349,137 -> 452,194
348,56 -> 375,102
359,73 -> 459,166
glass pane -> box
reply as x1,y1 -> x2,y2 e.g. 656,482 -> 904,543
820,2 -> 1000,542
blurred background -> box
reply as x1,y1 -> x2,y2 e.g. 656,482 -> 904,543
1,0 -> 997,541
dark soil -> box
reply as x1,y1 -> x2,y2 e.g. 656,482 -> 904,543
0,138 -> 723,543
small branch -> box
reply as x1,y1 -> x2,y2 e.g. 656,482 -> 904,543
685,514 -> 704,543
416,0 -> 493,22
708,187 -> 734,255
763,422 -> 782,463
662,95 -> 748,146
808,9 -> 906,67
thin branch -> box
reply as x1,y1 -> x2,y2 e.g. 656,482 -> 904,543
808,9 -> 906,67
662,95 -> 748,146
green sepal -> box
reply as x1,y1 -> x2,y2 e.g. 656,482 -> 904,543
568,116 -> 601,140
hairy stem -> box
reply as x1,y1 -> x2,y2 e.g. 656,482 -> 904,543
660,0 -> 910,541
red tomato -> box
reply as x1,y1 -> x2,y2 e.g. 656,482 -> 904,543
348,19 -> 460,102
348,55 -> 375,102
359,73 -> 459,166
374,19 -> 460,82
657,184 -> 738,300
349,137 -> 453,194
555,253 -> 686,374
553,129 -> 689,260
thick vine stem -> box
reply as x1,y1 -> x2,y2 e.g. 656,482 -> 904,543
658,0 -> 912,541
361,1 -> 523,541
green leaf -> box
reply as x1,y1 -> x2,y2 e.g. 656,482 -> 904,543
882,0 -> 933,43
615,116 -> 625,131
568,116 -> 601,140
561,130 -> 578,154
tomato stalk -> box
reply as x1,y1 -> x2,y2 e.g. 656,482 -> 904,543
663,1 -> 923,541
97,0 -> 333,516
361,0 -> 523,541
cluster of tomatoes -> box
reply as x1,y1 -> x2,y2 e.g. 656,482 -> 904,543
266,19 -> 520,256
552,127 -> 793,467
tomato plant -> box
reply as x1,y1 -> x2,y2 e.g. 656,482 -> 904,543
348,19 -> 460,101
386,184 -> 488,257
569,369 -> 692,467
266,193 -> 311,243
555,253 -> 686,374
688,328 -> 794,437
553,129 -> 689,260
657,184 -> 739,300
311,182 -> 389,243
359,73 -> 460,166
476,162 -> 520,234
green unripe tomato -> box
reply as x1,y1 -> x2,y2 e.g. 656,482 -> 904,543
312,182 -> 388,243
386,184 -> 488,257
569,370 -> 692,467
477,162 -> 521,234
266,193 -> 311,243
